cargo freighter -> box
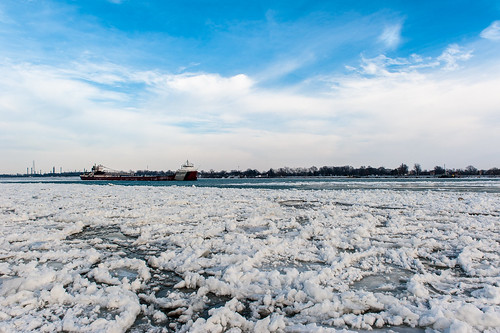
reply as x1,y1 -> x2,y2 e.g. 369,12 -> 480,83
80,161 -> 197,181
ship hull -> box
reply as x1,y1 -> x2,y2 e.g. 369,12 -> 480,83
80,171 -> 197,181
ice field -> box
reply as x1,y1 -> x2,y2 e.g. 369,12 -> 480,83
0,178 -> 499,332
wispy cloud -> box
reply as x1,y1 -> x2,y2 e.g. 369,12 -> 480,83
0,6 -> 11,24
256,54 -> 316,83
352,44 -> 472,77
378,23 -> 403,49
480,20 -> 500,40
358,54 -> 412,76
437,44 -> 473,71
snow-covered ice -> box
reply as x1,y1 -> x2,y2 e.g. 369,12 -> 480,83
0,178 -> 499,332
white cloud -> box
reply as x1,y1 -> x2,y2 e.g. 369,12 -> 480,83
163,73 -> 253,98
480,20 -> 500,40
355,45 -> 472,76
378,23 -> 402,49
358,54 -> 411,76
324,69 -> 499,167
1,42 -> 499,173
437,44 -> 473,71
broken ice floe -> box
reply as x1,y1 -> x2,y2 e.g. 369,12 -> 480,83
0,180 -> 499,332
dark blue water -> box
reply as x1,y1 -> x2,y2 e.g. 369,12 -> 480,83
2,176 -> 499,192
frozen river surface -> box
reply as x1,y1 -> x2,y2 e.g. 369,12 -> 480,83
0,178 -> 499,332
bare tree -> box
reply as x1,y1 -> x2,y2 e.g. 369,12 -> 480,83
397,163 -> 409,176
465,165 -> 478,175
434,166 -> 445,175
413,163 -> 422,176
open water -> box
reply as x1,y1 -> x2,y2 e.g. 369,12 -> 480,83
4,176 -> 500,192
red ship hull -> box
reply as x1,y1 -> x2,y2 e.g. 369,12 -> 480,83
80,171 -> 197,181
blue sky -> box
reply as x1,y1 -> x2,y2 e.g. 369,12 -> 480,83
1,0 -> 500,173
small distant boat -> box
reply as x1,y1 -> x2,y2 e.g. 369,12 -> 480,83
80,161 -> 197,181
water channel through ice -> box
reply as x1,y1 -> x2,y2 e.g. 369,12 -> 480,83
0,178 -> 499,332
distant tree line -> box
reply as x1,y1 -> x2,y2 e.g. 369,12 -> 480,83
198,164 -> 500,178
1,164 -> 499,178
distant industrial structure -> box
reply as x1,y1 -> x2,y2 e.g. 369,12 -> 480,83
7,161 -> 82,177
